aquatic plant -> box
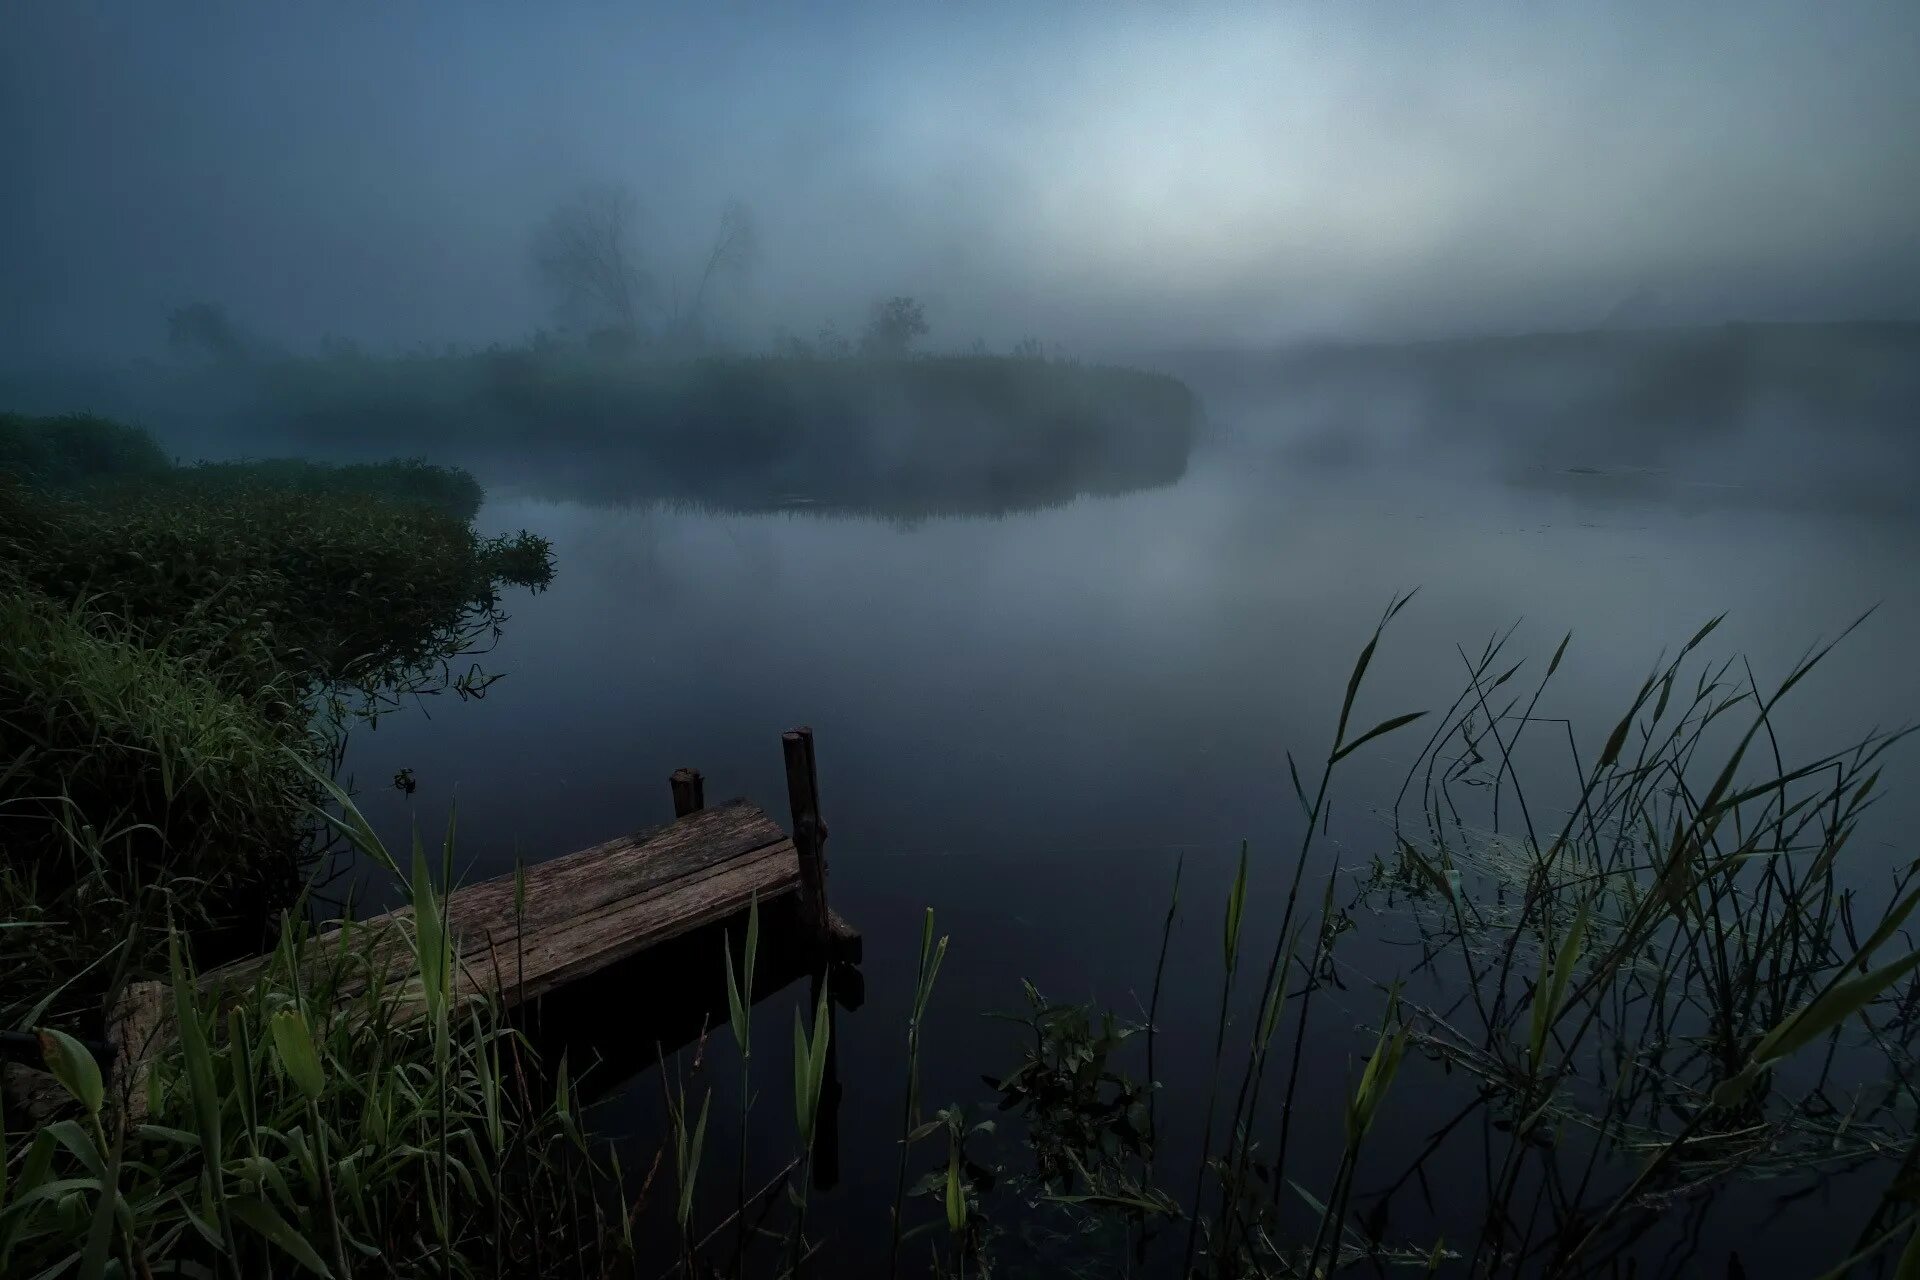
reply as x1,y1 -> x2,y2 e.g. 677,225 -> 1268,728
0,799 -> 614,1280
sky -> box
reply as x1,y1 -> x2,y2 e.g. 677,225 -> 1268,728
3,1 -> 1918,360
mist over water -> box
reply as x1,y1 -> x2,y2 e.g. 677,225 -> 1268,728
8,1 -> 1920,1273
330,368 -> 1920,1274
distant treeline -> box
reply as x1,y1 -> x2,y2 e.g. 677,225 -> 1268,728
4,348 -> 1201,514
1160,320 -> 1920,515
1177,320 -> 1920,451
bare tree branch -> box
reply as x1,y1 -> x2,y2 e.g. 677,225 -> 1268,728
531,183 -> 651,338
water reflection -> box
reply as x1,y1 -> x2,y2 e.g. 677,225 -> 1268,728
341,430 -> 1919,1274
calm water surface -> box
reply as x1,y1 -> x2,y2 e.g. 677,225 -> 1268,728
341,438 -> 1920,1275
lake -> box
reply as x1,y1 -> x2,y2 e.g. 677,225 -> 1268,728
335,413 -> 1920,1276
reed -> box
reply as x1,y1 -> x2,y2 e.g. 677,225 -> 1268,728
889,908 -> 949,1278
1,789 -> 618,1279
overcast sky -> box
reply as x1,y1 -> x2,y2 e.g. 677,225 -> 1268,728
4,1 -> 1917,360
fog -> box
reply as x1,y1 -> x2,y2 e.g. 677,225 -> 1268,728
11,7 -> 1920,1274
6,1 -> 1919,362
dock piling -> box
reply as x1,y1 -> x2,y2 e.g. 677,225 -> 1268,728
782,727 -> 831,945
669,767 -> 706,818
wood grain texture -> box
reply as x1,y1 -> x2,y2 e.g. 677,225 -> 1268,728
109,800 -> 804,1116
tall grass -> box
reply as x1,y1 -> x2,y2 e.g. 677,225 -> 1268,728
889,909 -> 949,1277
2,414 -> 552,1060
11,563 -> 1919,1275
930,606 -> 1919,1276
1,793 -> 615,1279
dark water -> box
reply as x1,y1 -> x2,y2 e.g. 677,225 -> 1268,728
339,437 -> 1920,1275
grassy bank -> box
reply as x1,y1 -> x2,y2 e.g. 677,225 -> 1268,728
0,413 -> 551,1030
2,351 -> 1201,513
2,413 -> 575,1277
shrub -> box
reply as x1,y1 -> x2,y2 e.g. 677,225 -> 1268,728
0,411 -> 172,489
4,458 -> 548,711
169,455 -> 485,520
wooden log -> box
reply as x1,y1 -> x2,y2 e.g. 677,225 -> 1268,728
669,767 -> 705,818
782,727 -> 832,945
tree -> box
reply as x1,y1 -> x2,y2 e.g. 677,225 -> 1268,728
531,184 -> 651,338
668,200 -> 757,340
166,302 -> 250,363
815,322 -> 851,359
860,296 -> 928,357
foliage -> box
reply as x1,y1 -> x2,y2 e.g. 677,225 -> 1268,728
0,801 -> 618,1280
166,301 -> 255,364
3,434 -> 548,714
892,610 -> 1920,1278
0,414 -> 552,1033
165,456 -> 485,520
0,413 -> 172,490
232,350 -> 1197,514
0,591 -> 319,1028
9,344 -> 1199,514
987,985 -> 1167,1218
861,296 -> 929,357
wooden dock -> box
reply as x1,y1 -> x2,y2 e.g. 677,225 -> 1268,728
92,727 -> 858,1119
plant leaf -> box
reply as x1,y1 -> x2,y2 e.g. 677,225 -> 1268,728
944,1150 -> 966,1235
1753,947 -> 1920,1068
1223,841 -> 1249,971
36,1028 -> 104,1117
269,1009 -> 326,1102
231,1197 -> 335,1276
1332,711 -> 1429,763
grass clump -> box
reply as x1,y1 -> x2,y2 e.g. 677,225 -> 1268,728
0,589 -> 314,894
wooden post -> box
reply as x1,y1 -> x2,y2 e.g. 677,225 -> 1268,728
782,728 -> 832,945
669,767 -> 705,818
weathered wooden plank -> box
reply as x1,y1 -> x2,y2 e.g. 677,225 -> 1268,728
443,800 -> 788,942
105,799 -> 804,1122
202,801 -> 789,1001
481,844 -> 799,1004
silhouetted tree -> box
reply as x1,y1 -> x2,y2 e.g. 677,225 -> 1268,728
532,184 -> 651,338
860,296 -> 928,357
166,302 -> 250,363
816,322 -> 852,359
668,200 -> 757,340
